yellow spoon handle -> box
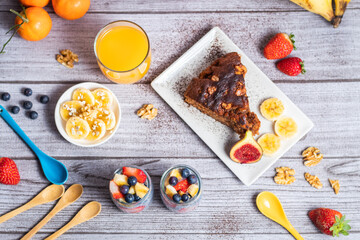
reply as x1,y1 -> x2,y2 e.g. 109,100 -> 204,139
284,223 -> 304,240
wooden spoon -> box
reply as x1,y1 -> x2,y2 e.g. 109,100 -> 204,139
21,184 -> 83,240
45,201 -> 101,240
0,184 -> 64,224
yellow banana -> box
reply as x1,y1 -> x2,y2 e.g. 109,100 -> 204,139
290,0 -> 335,22
333,0 -> 351,28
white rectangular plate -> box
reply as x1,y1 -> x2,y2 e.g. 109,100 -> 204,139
151,27 -> 313,186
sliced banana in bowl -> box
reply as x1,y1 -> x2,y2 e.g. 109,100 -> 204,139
55,82 -> 121,147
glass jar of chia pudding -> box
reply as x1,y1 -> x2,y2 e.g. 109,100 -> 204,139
160,165 -> 202,213
109,166 -> 153,213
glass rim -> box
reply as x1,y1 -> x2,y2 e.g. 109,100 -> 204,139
94,20 -> 151,73
112,165 -> 152,207
160,164 -> 202,206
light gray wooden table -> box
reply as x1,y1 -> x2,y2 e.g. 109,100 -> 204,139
0,1 -> 359,239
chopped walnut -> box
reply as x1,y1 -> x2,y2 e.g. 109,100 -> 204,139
329,179 -> 340,194
302,147 -> 323,167
56,49 -> 79,69
221,103 -> 232,110
79,104 -> 98,121
207,86 -> 217,95
235,65 -> 247,75
274,167 -> 296,185
137,104 -> 158,121
211,75 -> 219,81
305,173 -> 323,189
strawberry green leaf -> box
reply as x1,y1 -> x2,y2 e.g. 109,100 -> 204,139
330,215 -> 351,237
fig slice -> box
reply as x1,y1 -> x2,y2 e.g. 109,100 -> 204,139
230,130 -> 263,164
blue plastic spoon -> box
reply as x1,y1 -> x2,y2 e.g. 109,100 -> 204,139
0,105 -> 68,185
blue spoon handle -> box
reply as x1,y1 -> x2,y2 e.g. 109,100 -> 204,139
0,105 -> 41,156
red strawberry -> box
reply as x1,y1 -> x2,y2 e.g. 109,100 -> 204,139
174,179 -> 190,192
309,208 -> 351,237
264,33 -> 296,60
109,180 -> 124,199
276,57 -> 306,76
0,157 -> 20,185
122,167 -> 147,183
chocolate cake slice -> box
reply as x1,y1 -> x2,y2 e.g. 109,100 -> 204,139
184,52 -> 260,136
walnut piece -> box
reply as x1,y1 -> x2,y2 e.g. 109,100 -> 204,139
56,49 -> 79,69
305,173 -> 323,189
274,167 -> 296,185
211,75 -> 219,81
235,65 -> 247,75
207,86 -> 217,95
137,104 -> 158,121
221,103 -> 232,110
302,147 -> 323,167
329,179 -> 340,194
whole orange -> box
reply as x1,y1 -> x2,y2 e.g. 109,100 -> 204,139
15,7 -> 52,41
19,0 -> 50,7
52,0 -> 90,20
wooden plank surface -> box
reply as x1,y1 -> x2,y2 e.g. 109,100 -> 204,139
0,82 -> 359,158
1,0 -> 360,12
0,0 -> 359,239
0,11 -> 359,83
0,157 -> 359,240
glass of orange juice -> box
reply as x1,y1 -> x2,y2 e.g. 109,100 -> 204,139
94,20 -> 151,84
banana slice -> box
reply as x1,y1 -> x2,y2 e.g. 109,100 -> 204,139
60,101 -> 84,121
96,108 -> 116,130
257,133 -> 281,155
92,88 -> 113,108
72,88 -> 95,106
275,116 -> 298,138
66,117 -> 90,140
86,118 -> 107,141
260,98 -> 284,121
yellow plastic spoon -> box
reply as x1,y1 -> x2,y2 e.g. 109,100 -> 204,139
256,191 -> 304,240
21,184 -> 83,240
0,184 -> 64,224
45,201 -> 101,240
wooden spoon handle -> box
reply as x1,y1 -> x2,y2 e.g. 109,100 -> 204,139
21,208 -> 59,240
0,202 -> 34,224
44,221 -> 76,240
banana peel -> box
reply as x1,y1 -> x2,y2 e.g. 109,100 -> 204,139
289,0 -> 351,28
333,0 -> 351,28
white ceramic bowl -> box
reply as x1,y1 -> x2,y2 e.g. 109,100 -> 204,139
55,82 -> 121,147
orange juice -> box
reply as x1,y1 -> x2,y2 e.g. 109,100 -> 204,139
94,21 -> 151,84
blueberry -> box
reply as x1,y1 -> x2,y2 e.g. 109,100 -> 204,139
128,176 -> 137,186
1,92 -> 10,101
40,95 -> 49,104
29,111 -> 38,120
181,194 -> 189,202
125,193 -> 134,203
120,185 -> 129,195
187,174 -> 197,184
11,106 -> 20,114
173,194 -> 181,203
181,168 -> 190,178
134,194 -> 141,202
23,101 -> 32,109
24,88 -> 32,96
169,176 -> 178,186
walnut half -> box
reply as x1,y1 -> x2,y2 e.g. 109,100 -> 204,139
235,65 -> 247,75
302,147 -> 323,167
329,179 -> 340,194
137,104 -> 158,120
56,49 -> 79,69
305,173 -> 323,189
274,167 -> 296,185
